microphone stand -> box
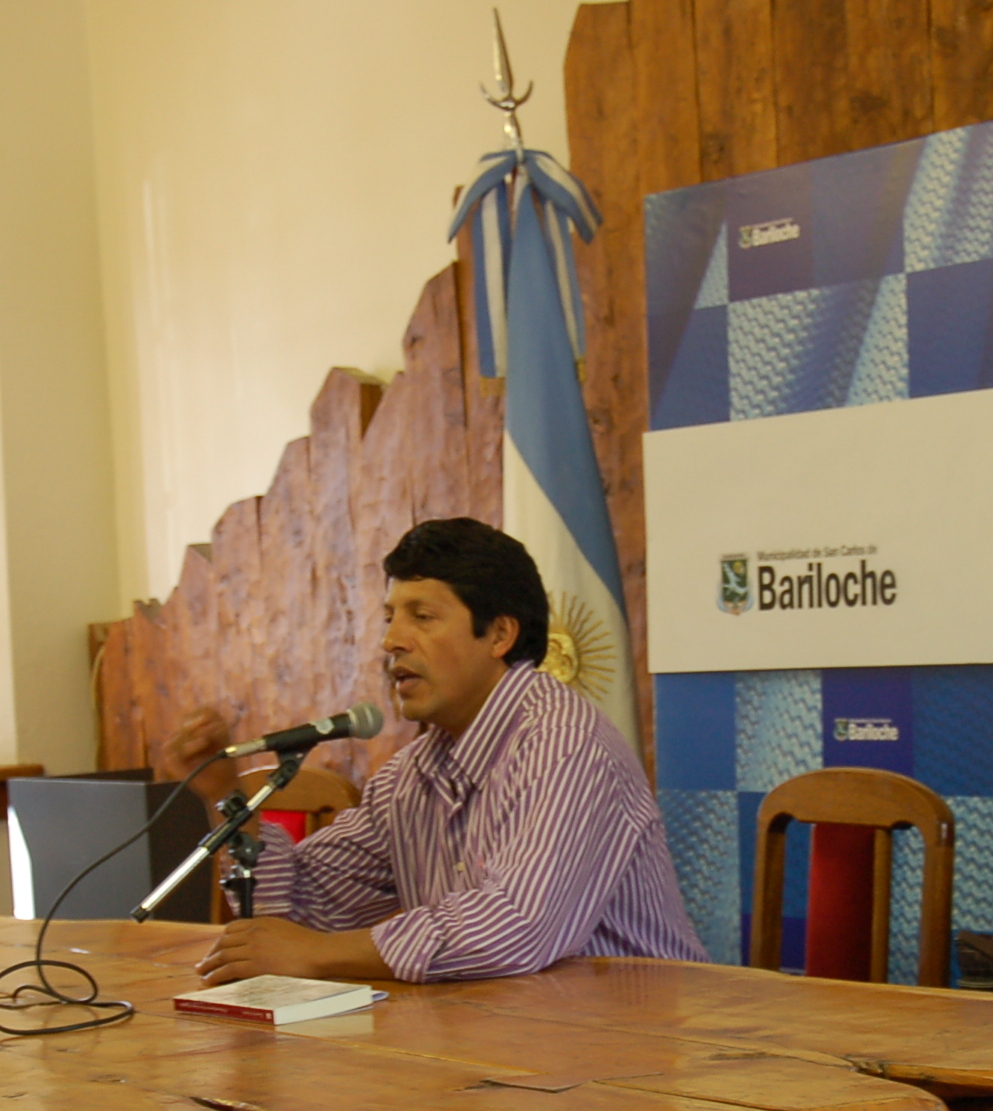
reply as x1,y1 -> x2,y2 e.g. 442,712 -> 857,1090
130,750 -> 306,923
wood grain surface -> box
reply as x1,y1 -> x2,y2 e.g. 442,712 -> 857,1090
4,918 -> 992,1110
94,0 -> 993,787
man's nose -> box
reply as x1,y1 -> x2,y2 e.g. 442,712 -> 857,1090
382,616 -> 406,654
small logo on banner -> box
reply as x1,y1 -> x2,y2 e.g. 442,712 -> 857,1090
833,718 -> 900,742
718,556 -> 752,615
739,217 -> 801,249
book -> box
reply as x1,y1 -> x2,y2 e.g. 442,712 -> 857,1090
174,974 -> 375,1025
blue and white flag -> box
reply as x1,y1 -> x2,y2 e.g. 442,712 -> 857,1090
449,149 -> 599,380
450,153 -> 641,756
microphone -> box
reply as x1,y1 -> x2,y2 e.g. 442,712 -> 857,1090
222,702 -> 383,758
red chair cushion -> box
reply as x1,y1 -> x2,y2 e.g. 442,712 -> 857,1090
261,809 -> 307,843
805,822 -> 875,981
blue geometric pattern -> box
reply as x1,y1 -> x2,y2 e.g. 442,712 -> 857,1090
659,788 -> 740,966
695,222 -> 729,309
846,274 -> 908,405
905,127 -> 993,272
948,796 -> 993,934
888,825 -> 924,984
735,671 -> 822,792
729,282 -> 883,419
914,667 -> 993,796
647,118 -> 993,979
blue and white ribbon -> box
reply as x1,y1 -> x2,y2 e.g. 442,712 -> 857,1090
449,149 -> 601,379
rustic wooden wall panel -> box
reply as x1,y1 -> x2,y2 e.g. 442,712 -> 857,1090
844,0 -> 933,150
403,267 -> 472,525
259,437 -> 315,734
694,0 -> 777,181
308,370 -> 374,776
211,498 -> 266,749
96,619 -> 137,771
630,0 -> 702,195
348,364 -> 418,784
167,544 -> 218,718
128,602 -> 172,773
931,0 -> 993,130
96,0 -> 993,789
454,227 -> 504,530
566,3 -> 658,780
772,0 -> 852,164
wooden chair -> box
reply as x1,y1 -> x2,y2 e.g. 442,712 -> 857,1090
237,764 -> 361,836
750,767 -> 954,987
211,765 -> 361,923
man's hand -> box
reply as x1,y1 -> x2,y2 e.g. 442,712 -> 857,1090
195,918 -> 394,985
162,707 -> 239,809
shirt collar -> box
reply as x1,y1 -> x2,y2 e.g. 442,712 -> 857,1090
415,661 -> 537,789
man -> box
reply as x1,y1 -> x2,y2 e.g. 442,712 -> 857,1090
166,517 -> 706,984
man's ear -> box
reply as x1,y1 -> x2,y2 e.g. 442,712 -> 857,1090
489,614 -> 521,660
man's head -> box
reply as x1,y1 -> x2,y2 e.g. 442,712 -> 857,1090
381,518 -> 548,737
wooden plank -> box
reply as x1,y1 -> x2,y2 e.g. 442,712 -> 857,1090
930,0 -> 993,131
156,545 -> 219,776
567,1 -> 658,777
630,0 -> 702,195
402,265 -> 471,524
128,601 -> 168,771
844,0 -> 933,150
95,619 -> 140,771
694,0 -> 778,181
211,497 -> 265,749
454,224 -> 504,529
308,368 -> 375,784
259,437 -> 315,733
352,357 -> 419,783
773,0 -> 851,165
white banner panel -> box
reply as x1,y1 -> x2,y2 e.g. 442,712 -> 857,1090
645,391 -> 993,672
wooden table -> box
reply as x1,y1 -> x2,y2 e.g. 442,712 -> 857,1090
1,917 -> 992,1110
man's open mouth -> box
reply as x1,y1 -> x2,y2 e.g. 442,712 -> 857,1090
391,667 -> 420,695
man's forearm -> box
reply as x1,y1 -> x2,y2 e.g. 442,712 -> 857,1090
196,918 -> 396,985
314,928 -> 395,981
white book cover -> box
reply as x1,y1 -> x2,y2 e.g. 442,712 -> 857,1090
174,974 -> 378,1025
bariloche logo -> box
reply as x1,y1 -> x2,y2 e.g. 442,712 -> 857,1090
834,718 -> 900,742
718,555 -> 752,615
739,217 -> 800,249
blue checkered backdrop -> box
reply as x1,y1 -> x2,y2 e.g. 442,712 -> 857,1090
646,122 -> 993,980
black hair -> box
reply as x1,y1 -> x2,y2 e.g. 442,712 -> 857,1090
383,518 -> 548,666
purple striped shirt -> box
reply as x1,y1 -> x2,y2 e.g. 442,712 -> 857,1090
249,662 -> 708,982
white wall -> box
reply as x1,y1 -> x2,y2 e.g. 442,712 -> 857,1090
85,0 -> 590,610
0,0 -> 119,775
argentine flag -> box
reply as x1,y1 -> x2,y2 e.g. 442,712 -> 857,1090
503,186 -> 640,756
450,153 -> 640,756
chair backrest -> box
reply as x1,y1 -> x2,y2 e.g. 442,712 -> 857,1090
237,764 -> 361,837
750,767 -> 954,987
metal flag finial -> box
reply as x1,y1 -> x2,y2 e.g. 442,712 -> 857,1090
480,8 -> 532,162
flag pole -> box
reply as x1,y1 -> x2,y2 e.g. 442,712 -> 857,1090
479,9 -> 531,163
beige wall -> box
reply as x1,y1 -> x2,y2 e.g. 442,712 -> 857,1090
0,0 -> 596,778
0,0 -> 118,774
85,0 -> 589,610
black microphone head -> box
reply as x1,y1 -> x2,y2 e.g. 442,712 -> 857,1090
348,702 -> 383,739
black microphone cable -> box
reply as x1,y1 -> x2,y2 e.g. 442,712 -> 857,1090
0,750 -> 225,1036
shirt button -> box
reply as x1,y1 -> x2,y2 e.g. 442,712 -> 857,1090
455,862 -> 466,873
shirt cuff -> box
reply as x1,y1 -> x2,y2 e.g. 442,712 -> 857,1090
371,906 -> 444,982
